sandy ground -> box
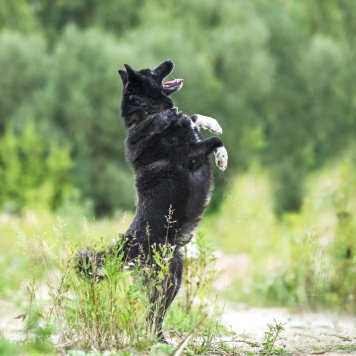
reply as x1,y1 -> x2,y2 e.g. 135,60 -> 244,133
0,299 -> 25,342
221,304 -> 356,355
213,253 -> 356,355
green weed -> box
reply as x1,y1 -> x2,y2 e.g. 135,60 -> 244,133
338,343 -> 356,351
182,231 -> 218,315
260,319 -> 287,355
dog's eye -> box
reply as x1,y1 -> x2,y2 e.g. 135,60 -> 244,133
129,95 -> 134,101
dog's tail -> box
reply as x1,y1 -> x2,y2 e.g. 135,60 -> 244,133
76,247 -> 108,279
76,235 -> 130,280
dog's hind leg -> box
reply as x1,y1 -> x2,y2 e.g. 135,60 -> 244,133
146,250 -> 183,342
191,114 -> 222,135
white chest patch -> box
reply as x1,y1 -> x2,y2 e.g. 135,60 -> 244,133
190,120 -> 201,141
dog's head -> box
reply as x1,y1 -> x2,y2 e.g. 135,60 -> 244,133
118,60 -> 184,128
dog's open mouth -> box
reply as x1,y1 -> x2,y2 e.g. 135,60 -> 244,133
163,78 -> 184,96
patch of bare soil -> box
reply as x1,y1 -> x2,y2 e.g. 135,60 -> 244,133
222,304 -> 356,355
214,253 -> 356,355
0,299 -> 24,342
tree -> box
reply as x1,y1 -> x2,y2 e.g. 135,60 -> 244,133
0,31 -> 48,133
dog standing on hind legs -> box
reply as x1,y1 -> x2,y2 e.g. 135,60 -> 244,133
77,59 -> 228,342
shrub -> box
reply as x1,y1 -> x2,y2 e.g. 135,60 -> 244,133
0,120 -> 74,213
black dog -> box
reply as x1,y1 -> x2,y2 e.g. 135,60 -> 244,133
78,59 -> 228,341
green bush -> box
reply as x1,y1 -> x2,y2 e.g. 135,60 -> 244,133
0,120 -> 74,213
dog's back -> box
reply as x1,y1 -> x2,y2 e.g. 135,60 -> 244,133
125,108 -> 214,249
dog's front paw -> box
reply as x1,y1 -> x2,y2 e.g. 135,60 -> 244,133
194,115 -> 223,135
214,146 -> 228,171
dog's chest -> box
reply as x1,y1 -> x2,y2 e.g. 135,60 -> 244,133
161,117 -> 202,152
189,120 -> 202,141
126,114 -> 203,166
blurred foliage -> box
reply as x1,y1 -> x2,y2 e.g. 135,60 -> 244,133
0,31 -> 48,133
201,148 -> 356,313
0,120 -> 73,213
0,0 -> 355,215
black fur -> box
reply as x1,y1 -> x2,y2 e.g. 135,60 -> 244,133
77,60 -> 226,341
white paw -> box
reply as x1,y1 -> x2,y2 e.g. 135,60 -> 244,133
194,115 -> 222,135
214,146 -> 228,171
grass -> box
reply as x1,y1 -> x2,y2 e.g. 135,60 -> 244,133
0,208 -> 132,297
202,155 -> 356,313
0,213 -> 233,354
338,343 -> 356,351
1,213 -> 293,355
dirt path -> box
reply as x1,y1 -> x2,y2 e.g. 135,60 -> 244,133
0,299 -> 24,342
221,304 -> 356,355
213,253 -> 356,355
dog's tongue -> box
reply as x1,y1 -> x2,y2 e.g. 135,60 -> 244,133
163,78 -> 184,87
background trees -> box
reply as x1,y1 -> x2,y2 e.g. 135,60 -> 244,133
0,0 -> 354,216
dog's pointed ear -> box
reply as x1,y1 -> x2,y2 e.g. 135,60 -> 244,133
118,70 -> 127,85
124,64 -> 140,83
124,64 -> 134,72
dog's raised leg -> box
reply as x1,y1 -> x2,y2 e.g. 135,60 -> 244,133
188,137 -> 228,171
191,114 -> 223,135
214,146 -> 228,171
